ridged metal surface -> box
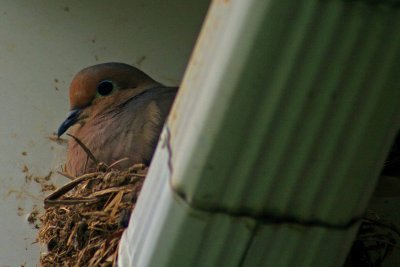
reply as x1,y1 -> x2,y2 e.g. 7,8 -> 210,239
170,0 -> 400,225
119,142 -> 256,266
119,0 -> 400,266
242,223 -> 359,267
119,133 -> 359,267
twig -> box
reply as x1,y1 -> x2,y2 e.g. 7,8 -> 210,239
89,185 -> 134,198
45,198 -> 99,207
44,172 -> 102,205
57,171 -> 76,180
108,158 -> 129,169
363,217 -> 400,238
359,239 -> 400,250
67,133 -> 100,165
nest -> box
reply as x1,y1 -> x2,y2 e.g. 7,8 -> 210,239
37,164 -> 147,267
344,210 -> 400,267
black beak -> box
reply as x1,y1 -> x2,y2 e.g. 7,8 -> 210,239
57,109 -> 81,137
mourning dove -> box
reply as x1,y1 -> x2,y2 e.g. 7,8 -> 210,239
57,62 -> 177,176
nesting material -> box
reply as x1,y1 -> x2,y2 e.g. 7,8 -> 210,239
344,210 -> 400,267
38,164 -> 147,267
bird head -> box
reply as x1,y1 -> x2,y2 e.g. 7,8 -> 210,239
57,62 -> 160,137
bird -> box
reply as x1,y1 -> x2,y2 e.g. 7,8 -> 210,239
57,62 -> 177,176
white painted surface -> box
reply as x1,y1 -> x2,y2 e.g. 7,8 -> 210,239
0,1 -> 208,265
119,0 -> 400,266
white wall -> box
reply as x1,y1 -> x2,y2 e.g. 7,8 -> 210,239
0,1 -> 209,265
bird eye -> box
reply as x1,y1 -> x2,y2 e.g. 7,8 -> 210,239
97,80 -> 114,96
